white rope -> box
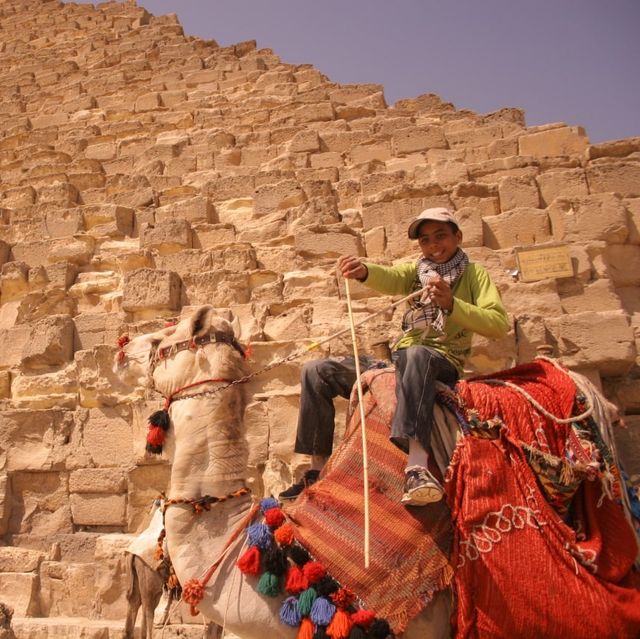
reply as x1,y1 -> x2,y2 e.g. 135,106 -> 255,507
344,278 -> 370,569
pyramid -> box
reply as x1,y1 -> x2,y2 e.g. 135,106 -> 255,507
0,0 -> 638,632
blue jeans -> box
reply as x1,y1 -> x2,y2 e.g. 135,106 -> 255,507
293,347 -> 458,456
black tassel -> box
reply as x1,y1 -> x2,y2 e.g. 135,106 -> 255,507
288,544 -> 311,566
369,619 -> 391,639
264,544 -> 288,577
148,409 -> 170,431
315,575 -> 339,597
348,627 -> 367,639
313,628 -> 329,639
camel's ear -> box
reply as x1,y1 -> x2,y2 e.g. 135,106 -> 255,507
189,305 -> 214,337
229,313 -> 241,339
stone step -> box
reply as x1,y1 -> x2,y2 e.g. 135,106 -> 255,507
11,616 -> 218,639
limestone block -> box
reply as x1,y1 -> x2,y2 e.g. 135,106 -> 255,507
392,126 -> 447,154
364,226 -> 386,256
69,468 -> 126,494
545,311 -> 636,376
263,307 -> 309,341
206,174 -> 254,201
85,139 -> 117,161
518,125 -> 588,158
497,176 -> 540,211
617,286 -> 640,315
467,327 -> 517,375
360,171 -> 405,197
37,182 -> 79,207
2,186 -> 36,208
82,204 -> 134,237
488,137 -> 519,159
450,182 -> 500,217
0,325 -> 30,369
558,278 -> 623,314
282,269 -> 339,301
248,271 -> 283,305
626,198 -> 640,244
601,245 -> 640,287
30,112 -> 68,129
0,239 -> 9,267
45,208 -> 84,237
613,415 -> 640,478
501,280 -> 563,316
122,268 -> 181,313
586,159 -> 640,197
0,573 -> 39,616
192,223 -> 236,249
350,141 -> 392,165
20,315 -> 74,369
9,470 -> 72,535
11,363 -> 78,410
604,378 -> 640,414
535,168 -> 589,206
92,533 -> 133,619
254,179 -> 306,214
416,161 -> 469,187
293,227 -> 364,257
182,271 -> 251,307
83,407 -> 134,468
155,195 -> 216,224
482,208 -> 551,249
446,124 -> 503,148
294,102 -> 335,123
1,261 -> 30,302
134,92 -> 161,112
69,493 -> 126,527
547,193 -> 628,244
0,547 -> 45,573
48,235 -> 96,266
39,561 -> 96,617
289,129 -> 320,153
455,207 -> 483,247
140,218 -> 193,254
264,394 -> 301,460
68,271 -> 120,301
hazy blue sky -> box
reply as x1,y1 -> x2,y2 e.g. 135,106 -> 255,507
70,1 -> 638,143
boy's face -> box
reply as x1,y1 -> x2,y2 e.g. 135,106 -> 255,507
416,220 -> 462,263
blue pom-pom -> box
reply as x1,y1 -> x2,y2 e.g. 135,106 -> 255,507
247,523 -> 273,549
279,596 -> 301,627
260,497 -> 279,513
310,596 -> 336,626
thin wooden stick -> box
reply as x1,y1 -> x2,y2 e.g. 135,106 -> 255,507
344,277 -> 370,569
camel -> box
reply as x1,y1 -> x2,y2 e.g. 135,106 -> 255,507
114,306 -> 452,639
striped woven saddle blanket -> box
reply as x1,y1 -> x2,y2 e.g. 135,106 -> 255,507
285,368 -> 458,634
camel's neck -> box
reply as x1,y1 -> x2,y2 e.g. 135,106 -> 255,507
167,394 -> 248,500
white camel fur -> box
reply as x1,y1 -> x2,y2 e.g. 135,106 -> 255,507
114,305 -> 451,639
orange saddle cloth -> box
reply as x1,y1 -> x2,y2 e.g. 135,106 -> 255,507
285,368 -> 454,635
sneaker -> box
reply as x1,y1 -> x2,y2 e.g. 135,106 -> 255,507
401,466 -> 443,506
279,469 -> 320,501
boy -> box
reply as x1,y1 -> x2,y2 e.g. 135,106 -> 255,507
280,207 -> 509,505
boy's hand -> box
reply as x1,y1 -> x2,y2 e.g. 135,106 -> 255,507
427,275 -> 454,312
338,256 -> 368,281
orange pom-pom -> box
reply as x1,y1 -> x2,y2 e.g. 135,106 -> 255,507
330,587 -> 355,609
274,522 -> 295,546
264,507 -> 286,528
181,579 -> 204,616
297,617 -> 314,639
326,608 -> 352,639
147,425 -> 166,447
351,609 -> 376,627
237,545 -> 261,575
285,564 -> 309,594
302,561 -> 326,584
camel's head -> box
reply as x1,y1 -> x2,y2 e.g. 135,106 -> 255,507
113,306 -> 247,397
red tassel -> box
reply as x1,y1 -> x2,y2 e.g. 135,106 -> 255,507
237,546 -> 261,575
243,343 -> 253,360
264,507 -> 286,528
117,335 -> 130,348
284,564 -> 309,594
147,425 -> 166,447
182,579 -> 204,616
326,609 -> 352,639
297,617 -> 314,639
302,561 -> 326,584
331,587 -> 354,609
351,610 -> 375,627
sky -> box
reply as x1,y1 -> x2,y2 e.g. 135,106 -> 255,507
69,0 -> 639,144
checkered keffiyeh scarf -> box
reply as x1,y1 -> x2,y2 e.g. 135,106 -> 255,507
402,248 -> 469,334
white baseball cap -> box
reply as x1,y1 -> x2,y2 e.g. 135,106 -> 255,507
407,207 -> 458,239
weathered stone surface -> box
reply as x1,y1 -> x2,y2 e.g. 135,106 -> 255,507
21,314 -> 75,369
547,193 -> 629,244
535,168 -> 588,206
122,268 -> 181,314
70,493 -> 126,527
0,573 -> 40,616
586,160 -> 640,197
518,125 -> 588,158
140,218 -> 193,254
482,207 -> 551,249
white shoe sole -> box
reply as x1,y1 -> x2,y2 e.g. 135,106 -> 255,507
401,484 -> 443,506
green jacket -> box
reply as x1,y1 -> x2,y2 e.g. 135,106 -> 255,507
364,260 -> 510,374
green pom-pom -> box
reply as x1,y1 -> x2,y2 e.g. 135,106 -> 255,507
257,571 -> 281,597
298,586 -> 317,616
